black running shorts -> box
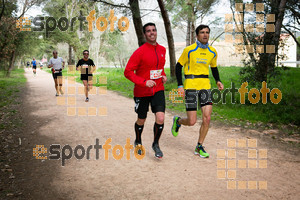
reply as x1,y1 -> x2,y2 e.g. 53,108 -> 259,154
185,89 -> 213,111
52,72 -> 62,79
134,90 -> 165,119
81,74 -> 93,81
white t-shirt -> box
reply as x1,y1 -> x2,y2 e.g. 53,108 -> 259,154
49,57 -> 64,70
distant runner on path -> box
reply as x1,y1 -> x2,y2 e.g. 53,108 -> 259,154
39,61 -> 43,70
76,50 -> 96,102
31,58 -> 37,76
26,61 -> 30,71
48,50 -> 65,96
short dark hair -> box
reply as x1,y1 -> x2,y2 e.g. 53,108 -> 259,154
195,25 -> 210,35
83,50 -> 89,54
143,22 -> 156,34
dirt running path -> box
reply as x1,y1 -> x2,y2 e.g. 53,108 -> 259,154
14,69 -> 300,199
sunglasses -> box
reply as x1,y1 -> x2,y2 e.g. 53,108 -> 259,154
53,53 -> 57,54
83,53 -> 89,55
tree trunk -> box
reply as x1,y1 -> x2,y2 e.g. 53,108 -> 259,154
72,45 -> 78,65
129,0 -> 145,47
186,20 -> 191,46
190,7 -> 196,44
5,0 -> 26,76
191,20 -> 195,44
6,50 -> 16,77
273,0 -> 287,61
257,0 -> 287,81
118,56 -> 122,68
157,0 -> 176,77
68,44 -> 72,65
240,8 -> 256,67
0,0 -> 5,21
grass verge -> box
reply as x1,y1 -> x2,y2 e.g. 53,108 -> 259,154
0,69 -> 26,131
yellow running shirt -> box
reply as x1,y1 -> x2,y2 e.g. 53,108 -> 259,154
177,43 -> 217,90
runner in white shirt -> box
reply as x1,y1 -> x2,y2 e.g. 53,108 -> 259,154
39,61 -> 43,70
48,50 -> 65,96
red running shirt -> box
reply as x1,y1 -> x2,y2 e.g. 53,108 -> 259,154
124,42 -> 166,97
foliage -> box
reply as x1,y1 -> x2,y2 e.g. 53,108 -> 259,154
42,0 -> 97,62
228,0 -> 292,85
100,30 -> 130,68
0,0 -> 46,73
166,0 -> 219,44
0,16 -> 18,70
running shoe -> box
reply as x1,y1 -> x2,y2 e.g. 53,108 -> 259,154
55,93 -> 59,96
194,145 -> 209,158
134,140 -> 143,155
171,116 -> 181,137
152,143 -> 163,158
85,97 -> 89,102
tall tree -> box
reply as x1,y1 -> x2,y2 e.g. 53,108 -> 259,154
231,0 -> 290,83
95,0 -> 154,47
100,30 -> 130,68
256,0 -> 287,81
157,0 -> 176,77
43,0 -> 96,64
167,0 -> 219,46
281,0 -> 300,48
0,0 -> 44,76
129,0 -> 145,46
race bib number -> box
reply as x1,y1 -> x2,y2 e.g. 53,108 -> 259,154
82,64 -> 88,69
150,69 -> 162,79
52,68 -> 61,73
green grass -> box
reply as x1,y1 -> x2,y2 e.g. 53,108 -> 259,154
94,68 -> 135,98
50,66 -> 300,126
0,69 -> 26,131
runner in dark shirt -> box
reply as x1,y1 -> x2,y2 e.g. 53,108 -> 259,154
76,50 -> 96,102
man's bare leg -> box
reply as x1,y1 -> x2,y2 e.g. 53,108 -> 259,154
198,105 -> 212,144
82,80 -> 88,98
88,78 -> 93,92
58,76 -> 63,95
54,78 -> 59,95
178,111 -> 197,126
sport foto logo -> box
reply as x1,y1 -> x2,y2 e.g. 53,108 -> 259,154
217,138 -> 268,190
33,138 -> 146,166
224,3 -> 276,54
16,9 -> 129,37
56,67 -> 108,117
169,81 -> 282,105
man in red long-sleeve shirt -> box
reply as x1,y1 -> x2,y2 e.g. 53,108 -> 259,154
124,22 -> 167,158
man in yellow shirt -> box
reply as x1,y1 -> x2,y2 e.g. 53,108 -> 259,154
171,25 -> 224,158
